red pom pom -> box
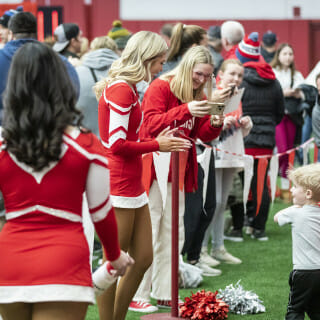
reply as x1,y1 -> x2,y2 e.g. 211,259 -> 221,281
179,290 -> 229,320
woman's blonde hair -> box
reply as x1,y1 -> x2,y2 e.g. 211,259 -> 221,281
90,36 -> 118,52
288,163 -> 320,201
161,46 -> 213,103
94,31 -> 167,99
167,23 -> 207,62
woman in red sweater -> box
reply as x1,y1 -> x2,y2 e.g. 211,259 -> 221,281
95,31 -> 191,320
135,45 -> 226,307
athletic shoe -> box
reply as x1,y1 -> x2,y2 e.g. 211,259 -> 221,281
211,247 -> 242,264
193,261 -> 222,277
157,299 -> 183,309
200,247 -> 221,267
251,229 -> 269,241
224,229 -> 244,242
129,301 -> 158,313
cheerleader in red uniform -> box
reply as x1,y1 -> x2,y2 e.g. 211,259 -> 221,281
0,42 -> 133,320
95,31 -> 191,320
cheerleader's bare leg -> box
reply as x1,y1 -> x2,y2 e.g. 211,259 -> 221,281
97,205 -> 153,320
0,302 -> 88,320
0,302 -> 31,320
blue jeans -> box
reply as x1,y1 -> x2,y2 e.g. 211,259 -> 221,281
302,113 -> 313,143
298,114 -> 313,164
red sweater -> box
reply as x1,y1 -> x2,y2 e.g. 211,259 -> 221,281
140,78 -> 222,192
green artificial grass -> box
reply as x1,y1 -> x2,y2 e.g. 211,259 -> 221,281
85,199 -> 310,320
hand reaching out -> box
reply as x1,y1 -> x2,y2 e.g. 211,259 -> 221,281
156,127 -> 192,152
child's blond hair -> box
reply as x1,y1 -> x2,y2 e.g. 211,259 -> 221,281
288,163 -> 320,201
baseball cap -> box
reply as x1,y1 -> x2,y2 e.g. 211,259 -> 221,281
208,25 -> 221,40
262,31 -> 277,47
0,9 -> 18,28
53,23 -> 80,52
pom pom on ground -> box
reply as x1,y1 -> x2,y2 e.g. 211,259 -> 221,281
180,290 -> 229,320
217,280 -> 266,315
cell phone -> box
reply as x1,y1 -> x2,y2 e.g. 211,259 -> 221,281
206,102 -> 225,115
229,85 -> 236,96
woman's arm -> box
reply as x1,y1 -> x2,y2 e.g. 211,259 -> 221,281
101,83 -> 160,156
85,162 -> 121,261
142,80 -> 193,137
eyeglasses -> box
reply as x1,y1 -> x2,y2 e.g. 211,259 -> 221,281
193,71 -> 214,81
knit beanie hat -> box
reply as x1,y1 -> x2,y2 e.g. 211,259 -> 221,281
107,20 -> 131,40
235,32 -> 260,64
115,34 -> 131,50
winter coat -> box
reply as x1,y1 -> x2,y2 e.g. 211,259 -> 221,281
241,62 -> 284,149
76,48 -> 118,135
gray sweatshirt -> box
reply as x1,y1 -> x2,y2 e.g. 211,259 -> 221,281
76,48 -> 119,136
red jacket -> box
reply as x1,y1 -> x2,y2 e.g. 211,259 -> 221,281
140,78 -> 222,192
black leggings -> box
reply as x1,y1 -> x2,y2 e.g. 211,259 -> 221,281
182,152 -> 216,262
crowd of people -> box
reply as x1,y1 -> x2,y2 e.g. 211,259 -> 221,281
0,8 -> 320,320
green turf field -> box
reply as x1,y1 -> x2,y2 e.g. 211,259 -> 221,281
86,199 -> 310,320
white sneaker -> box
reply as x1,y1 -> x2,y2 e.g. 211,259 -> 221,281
200,247 -> 220,267
211,247 -> 242,264
193,261 -> 222,277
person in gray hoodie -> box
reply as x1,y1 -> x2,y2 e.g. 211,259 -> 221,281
76,36 -> 119,136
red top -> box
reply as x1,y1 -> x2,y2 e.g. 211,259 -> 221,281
98,80 -> 159,200
140,78 -> 222,192
0,129 -> 120,288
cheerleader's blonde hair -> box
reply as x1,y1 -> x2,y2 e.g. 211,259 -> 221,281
94,31 -> 167,99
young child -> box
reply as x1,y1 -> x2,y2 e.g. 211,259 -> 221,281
203,59 -> 252,262
274,163 -> 320,320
